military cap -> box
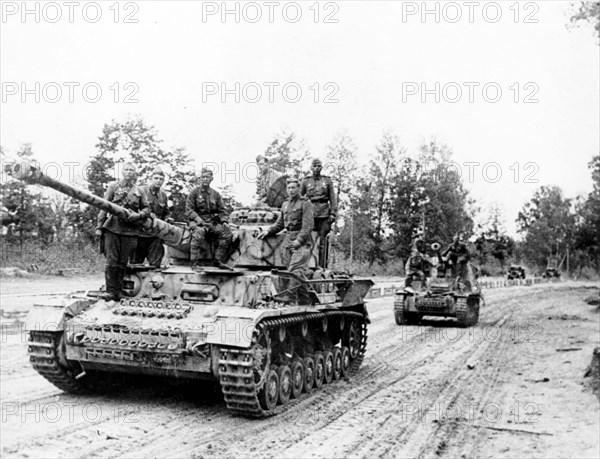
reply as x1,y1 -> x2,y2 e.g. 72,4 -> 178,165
151,166 -> 165,177
256,154 -> 267,163
286,177 -> 300,186
311,158 -> 323,166
200,168 -> 214,176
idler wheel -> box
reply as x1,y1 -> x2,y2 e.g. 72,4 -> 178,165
277,365 -> 292,405
346,320 -> 361,360
258,368 -> 279,412
313,353 -> 325,388
302,357 -> 315,392
331,347 -> 342,381
290,360 -> 304,399
340,347 -> 350,377
323,350 -> 334,384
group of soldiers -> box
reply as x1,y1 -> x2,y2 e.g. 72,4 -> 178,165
404,233 -> 472,290
95,157 -> 337,301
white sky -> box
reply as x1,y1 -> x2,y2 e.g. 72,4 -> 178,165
1,0 -> 599,236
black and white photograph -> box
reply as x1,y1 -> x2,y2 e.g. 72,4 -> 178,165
1,1 -> 599,457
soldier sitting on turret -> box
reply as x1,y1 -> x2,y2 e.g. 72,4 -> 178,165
96,162 -> 151,301
131,166 -> 172,268
442,233 -> 471,289
185,168 -> 233,270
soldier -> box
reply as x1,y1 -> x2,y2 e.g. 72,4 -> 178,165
256,154 -> 283,205
301,158 -> 337,268
96,162 -> 151,301
258,178 -> 314,274
442,233 -> 471,287
404,237 -> 432,289
131,166 -> 172,268
185,168 -> 233,269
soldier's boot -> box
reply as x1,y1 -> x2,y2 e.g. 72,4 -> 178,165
102,266 -> 121,301
214,239 -> 233,270
190,243 -> 203,270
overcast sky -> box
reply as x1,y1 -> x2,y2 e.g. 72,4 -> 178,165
1,0 -> 599,236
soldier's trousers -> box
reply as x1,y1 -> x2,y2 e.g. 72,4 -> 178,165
104,231 -> 137,300
282,234 -> 312,275
190,222 -> 233,263
131,237 -> 164,267
314,218 -> 331,269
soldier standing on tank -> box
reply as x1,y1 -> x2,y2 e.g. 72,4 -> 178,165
442,234 -> 471,288
301,158 -> 337,269
96,162 -> 151,301
256,154 -> 283,205
258,178 -> 314,274
185,168 -> 233,270
131,166 -> 172,268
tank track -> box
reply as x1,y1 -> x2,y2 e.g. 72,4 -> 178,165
455,297 -> 471,327
218,310 -> 367,417
28,331 -> 86,393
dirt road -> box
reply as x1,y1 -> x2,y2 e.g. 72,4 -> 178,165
1,282 -> 598,458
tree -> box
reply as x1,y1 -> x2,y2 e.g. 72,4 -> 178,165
517,186 -> 575,269
263,128 -> 310,177
388,140 -> 473,263
569,1 -> 600,42
472,203 -> 515,272
0,144 -> 55,244
574,155 -> 600,271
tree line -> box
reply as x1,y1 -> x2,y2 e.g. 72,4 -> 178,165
1,115 -> 598,276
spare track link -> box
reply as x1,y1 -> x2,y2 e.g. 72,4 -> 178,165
218,310 -> 367,417
28,331 -> 85,393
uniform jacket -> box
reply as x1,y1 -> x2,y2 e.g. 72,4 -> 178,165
301,175 -> 337,219
257,169 -> 283,202
267,196 -> 314,246
97,180 -> 151,236
442,242 -> 470,263
185,186 -> 229,225
142,185 -> 170,220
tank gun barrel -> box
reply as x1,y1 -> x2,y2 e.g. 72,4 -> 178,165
5,161 -> 190,251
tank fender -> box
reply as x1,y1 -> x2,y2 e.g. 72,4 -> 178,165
25,296 -> 94,332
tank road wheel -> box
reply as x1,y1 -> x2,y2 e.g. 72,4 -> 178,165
290,360 -> 304,399
394,295 -> 406,325
313,353 -> 325,388
258,368 -> 279,412
340,347 -> 350,378
347,320 -> 361,359
323,350 -> 334,384
331,347 -> 342,381
252,329 -> 272,389
277,365 -> 292,405
303,357 -> 315,392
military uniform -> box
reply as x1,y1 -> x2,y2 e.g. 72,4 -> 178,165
300,174 -> 337,268
442,241 -> 471,286
185,186 -> 232,265
132,184 -> 170,267
404,247 -> 432,288
265,195 -> 314,273
97,180 -> 150,300
257,168 -> 283,205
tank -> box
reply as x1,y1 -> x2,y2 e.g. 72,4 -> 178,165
507,265 -> 526,280
7,162 -> 373,417
394,242 -> 482,327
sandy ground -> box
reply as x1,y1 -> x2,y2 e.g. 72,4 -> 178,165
0,279 -> 599,458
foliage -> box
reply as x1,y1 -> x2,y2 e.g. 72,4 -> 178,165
574,155 -> 600,271
517,185 -> 575,269
569,1 -> 600,41
472,203 -> 515,271
263,128 -> 310,178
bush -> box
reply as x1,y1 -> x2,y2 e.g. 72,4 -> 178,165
0,238 -> 104,275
